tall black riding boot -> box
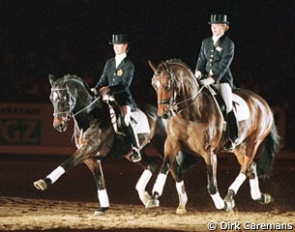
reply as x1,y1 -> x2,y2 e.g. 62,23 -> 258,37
224,110 -> 239,152
126,124 -> 142,162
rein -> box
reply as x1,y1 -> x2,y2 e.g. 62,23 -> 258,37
51,86 -> 100,122
72,97 -> 100,117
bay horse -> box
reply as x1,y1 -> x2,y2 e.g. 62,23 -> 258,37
148,59 -> 280,213
33,74 -> 197,215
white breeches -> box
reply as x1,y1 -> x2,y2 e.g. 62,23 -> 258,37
213,82 -> 233,113
121,105 -> 132,126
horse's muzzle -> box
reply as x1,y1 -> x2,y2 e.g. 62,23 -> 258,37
157,110 -> 170,119
159,114 -> 169,119
157,104 -> 170,119
53,118 -> 68,132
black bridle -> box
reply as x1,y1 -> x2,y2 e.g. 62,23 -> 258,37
51,86 -> 100,124
155,62 -> 204,116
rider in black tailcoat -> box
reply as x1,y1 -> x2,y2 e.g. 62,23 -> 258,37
92,34 -> 141,162
195,14 -> 238,151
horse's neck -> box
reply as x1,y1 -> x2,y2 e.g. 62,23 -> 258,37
178,73 -> 204,119
196,90 -> 219,121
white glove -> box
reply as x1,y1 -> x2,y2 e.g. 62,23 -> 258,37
195,71 -> 202,80
91,88 -> 98,95
200,77 -> 215,86
209,69 -> 213,76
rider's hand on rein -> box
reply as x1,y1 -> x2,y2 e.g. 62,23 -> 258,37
200,77 -> 215,87
91,88 -> 98,96
99,86 -> 110,97
195,70 -> 202,80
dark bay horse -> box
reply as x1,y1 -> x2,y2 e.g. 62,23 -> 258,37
149,59 -> 280,213
33,74 -> 197,215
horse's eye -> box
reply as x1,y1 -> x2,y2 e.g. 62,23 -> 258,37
163,84 -> 170,90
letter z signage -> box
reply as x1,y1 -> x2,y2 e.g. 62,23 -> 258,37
0,119 -> 41,145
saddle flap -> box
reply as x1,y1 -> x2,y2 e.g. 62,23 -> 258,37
207,86 -> 250,122
130,108 -> 151,134
233,94 -> 250,121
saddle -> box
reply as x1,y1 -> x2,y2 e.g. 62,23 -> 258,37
104,94 -> 151,141
207,86 -> 250,123
104,97 -> 125,136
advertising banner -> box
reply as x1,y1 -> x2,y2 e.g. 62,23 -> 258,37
0,103 -> 75,155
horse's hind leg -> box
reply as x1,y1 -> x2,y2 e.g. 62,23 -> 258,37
224,172 -> 246,211
134,152 -> 158,206
224,145 -> 253,211
247,162 -> 271,204
84,158 -> 110,215
145,156 -> 169,208
135,168 -> 153,206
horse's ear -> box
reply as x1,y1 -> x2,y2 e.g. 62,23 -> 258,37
49,74 -> 56,86
148,60 -> 157,73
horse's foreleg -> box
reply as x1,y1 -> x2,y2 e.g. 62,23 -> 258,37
84,159 -> 110,216
135,169 -> 153,206
34,150 -> 86,191
248,162 -> 271,204
207,153 -> 225,210
33,165 -> 65,191
145,157 -> 169,208
171,157 -> 188,214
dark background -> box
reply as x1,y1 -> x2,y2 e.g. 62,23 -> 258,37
1,0 -> 294,149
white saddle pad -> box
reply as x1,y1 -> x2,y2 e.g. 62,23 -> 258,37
131,108 -> 151,134
233,94 -> 250,121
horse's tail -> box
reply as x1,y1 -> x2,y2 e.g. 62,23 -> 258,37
256,123 -> 281,178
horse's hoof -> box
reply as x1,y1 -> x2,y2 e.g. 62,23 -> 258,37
33,179 -> 47,191
139,191 -> 152,206
93,207 -> 109,216
145,199 -> 160,208
176,207 -> 187,215
224,200 -> 235,212
257,193 -> 272,204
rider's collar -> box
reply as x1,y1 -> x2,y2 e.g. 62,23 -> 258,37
115,53 -> 127,68
212,34 -> 224,45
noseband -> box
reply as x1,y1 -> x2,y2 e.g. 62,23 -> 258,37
51,87 -> 72,124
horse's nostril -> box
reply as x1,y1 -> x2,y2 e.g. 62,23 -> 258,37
162,114 -> 168,119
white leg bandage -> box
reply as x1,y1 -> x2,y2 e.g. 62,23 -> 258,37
46,166 -> 65,184
176,181 -> 188,204
136,169 -> 152,192
211,192 -> 225,210
152,173 -> 168,196
249,177 -> 262,200
229,172 -> 247,195
98,189 -> 110,208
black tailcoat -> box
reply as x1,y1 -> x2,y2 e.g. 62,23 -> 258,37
95,56 -> 137,110
195,35 -> 235,88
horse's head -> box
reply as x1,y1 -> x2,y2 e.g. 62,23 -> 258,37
150,61 -> 174,118
150,60 -> 201,118
49,74 -> 94,132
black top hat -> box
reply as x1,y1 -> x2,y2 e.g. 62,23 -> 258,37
208,14 -> 229,25
109,34 -> 129,45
